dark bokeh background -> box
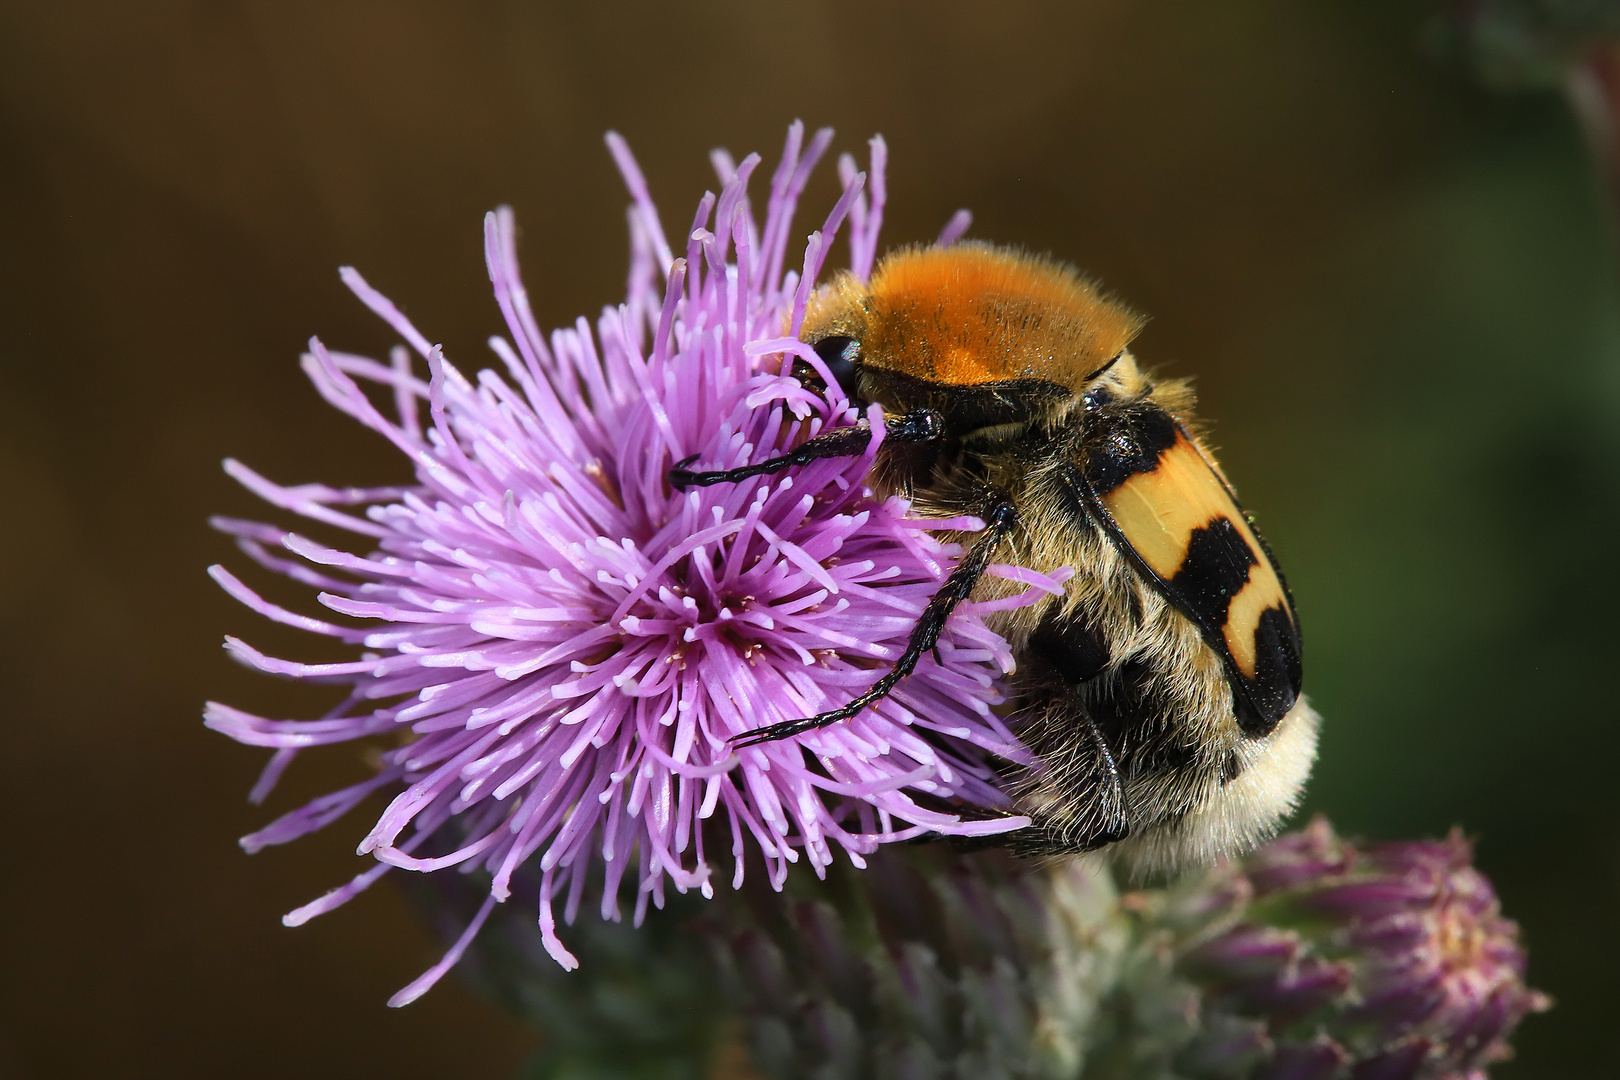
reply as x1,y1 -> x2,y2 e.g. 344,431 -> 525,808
2,2 -> 1615,1077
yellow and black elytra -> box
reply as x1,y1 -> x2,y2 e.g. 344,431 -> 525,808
671,242 -> 1318,869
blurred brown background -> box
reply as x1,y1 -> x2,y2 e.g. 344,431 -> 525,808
1,2 -> 1615,1077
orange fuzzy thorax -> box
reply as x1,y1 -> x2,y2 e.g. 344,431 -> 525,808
825,243 -> 1144,389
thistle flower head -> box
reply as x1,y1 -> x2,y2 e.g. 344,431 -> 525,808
1175,817 -> 1551,1080
207,125 -> 1062,1004
687,821 -> 1547,1079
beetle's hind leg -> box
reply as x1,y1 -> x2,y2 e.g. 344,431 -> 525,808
898,699 -> 1133,856
1003,697 -> 1131,854
668,409 -> 945,490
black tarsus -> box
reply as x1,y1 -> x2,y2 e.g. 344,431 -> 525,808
668,408 -> 947,490
732,493 -> 1020,747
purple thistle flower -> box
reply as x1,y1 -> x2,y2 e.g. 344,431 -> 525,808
1182,818 -> 1551,1079
207,124 -> 1065,1005
678,821 -> 1546,1079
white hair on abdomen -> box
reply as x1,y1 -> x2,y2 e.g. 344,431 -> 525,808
1114,696 -> 1321,878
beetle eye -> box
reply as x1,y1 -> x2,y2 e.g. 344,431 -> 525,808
811,335 -> 860,391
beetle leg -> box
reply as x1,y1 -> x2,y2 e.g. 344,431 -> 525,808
732,491 -> 1017,747
668,409 -> 945,490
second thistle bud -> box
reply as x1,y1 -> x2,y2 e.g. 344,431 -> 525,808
1108,818 -> 1550,1080
420,818 -> 1546,1078
711,819 -> 1547,1079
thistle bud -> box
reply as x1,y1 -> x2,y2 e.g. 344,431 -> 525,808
418,819 -> 1545,1078
709,819 -> 1547,1079
1093,818 -> 1549,1080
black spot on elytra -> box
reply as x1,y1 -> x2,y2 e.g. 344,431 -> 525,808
1164,518 -> 1300,737
1229,605 -> 1301,737
1083,407 -> 1178,495
1166,517 -> 1258,632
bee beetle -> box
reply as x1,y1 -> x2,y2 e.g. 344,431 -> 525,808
671,242 -> 1317,870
